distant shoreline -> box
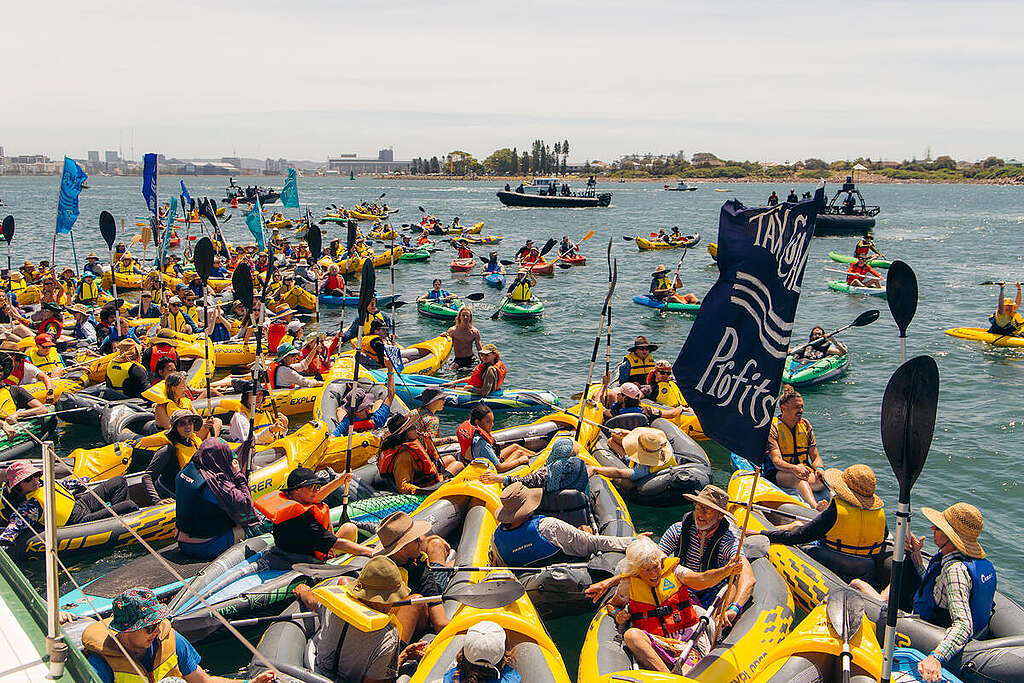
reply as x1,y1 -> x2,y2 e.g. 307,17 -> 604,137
375,172 -> 1023,185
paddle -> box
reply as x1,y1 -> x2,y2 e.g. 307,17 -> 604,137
306,224 -> 323,333
827,589 -> 865,683
99,211 -> 122,332
490,238 -> 558,321
341,258 -> 376,523
886,261 -> 918,363
517,391 -> 607,433
193,237 -> 215,408
676,584 -> 728,664
979,280 -> 1022,286
293,560 -> 594,580
788,310 -> 879,358
878,354 -> 939,680
575,260 -> 616,441
3,215 -> 14,295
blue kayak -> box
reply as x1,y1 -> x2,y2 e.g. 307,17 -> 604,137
318,293 -> 397,307
484,271 -> 506,288
365,369 -> 558,412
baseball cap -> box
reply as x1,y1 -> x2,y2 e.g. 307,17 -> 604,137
463,620 -> 506,666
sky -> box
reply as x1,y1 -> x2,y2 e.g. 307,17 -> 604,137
5,0 -> 1022,163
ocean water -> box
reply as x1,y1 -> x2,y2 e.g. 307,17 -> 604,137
2,175 -> 1021,676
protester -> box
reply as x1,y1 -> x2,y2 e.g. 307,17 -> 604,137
763,386 -> 828,509
456,404 -> 532,472
445,307 -> 483,369
445,343 -> 505,397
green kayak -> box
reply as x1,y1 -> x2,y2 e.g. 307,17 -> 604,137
417,299 -> 464,320
827,280 -> 887,298
828,251 -> 891,269
500,298 -> 544,320
783,353 -> 850,387
400,248 -> 430,261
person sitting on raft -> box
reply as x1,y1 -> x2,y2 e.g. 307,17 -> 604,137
600,536 -> 741,675
442,620 -> 522,683
0,342 -> 55,398
491,481 -> 633,568
508,270 -> 537,304
256,466 -> 373,562
332,369 -> 396,437
987,282 -> 1023,336
0,460 -> 137,552
845,256 -> 883,288
445,307 -> 483,370
355,319 -> 395,371
105,339 -> 151,400
268,343 -> 320,389
204,303 -> 235,343
484,251 -> 503,274
378,411 -> 460,495
764,386 -> 828,510
418,278 -> 456,304
456,404 -> 532,472
650,264 -> 699,305
146,371 -> 198,430
84,252 -> 104,278
793,326 -> 847,361
320,262 -> 348,298
640,359 -> 689,407
210,255 -> 229,279
67,303 -> 98,348
616,336 -> 658,385
559,235 -> 578,258
853,235 -> 882,260
598,426 -> 689,491
444,343 -> 505,397
142,410 -> 219,502
73,271 -> 102,306
83,586 -> 277,683
603,382 -> 682,423
852,502 -> 996,683
29,332 -> 64,379
587,485 -> 755,627
98,316 -> 140,356
227,381 -> 288,445
160,295 -> 196,334
342,296 -> 393,342
127,290 -> 161,319
751,464 -> 888,584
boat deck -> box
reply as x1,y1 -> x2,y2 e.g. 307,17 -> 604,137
0,572 -> 50,681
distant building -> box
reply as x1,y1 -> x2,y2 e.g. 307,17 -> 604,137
197,161 -> 241,175
88,151 -> 100,162
1007,159 -> 1022,167
105,151 -> 120,163
378,148 -> 394,162
328,152 -> 410,174
264,158 -> 288,174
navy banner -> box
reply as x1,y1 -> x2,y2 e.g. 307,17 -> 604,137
674,187 -> 824,463
142,153 -> 158,215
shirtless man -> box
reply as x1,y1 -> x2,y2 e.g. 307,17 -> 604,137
445,307 -> 482,370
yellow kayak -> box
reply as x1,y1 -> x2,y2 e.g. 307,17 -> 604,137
708,242 -> 718,261
339,333 -> 453,376
372,246 -> 404,267
368,228 -> 397,240
945,326 -> 1024,348
636,236 -> 685,250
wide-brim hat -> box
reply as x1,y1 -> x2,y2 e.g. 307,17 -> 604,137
628,336 -> 658,352
169,410 -> 203,431
683,484 -> 733,519
824,465 -> 883,511
622,427 -> 673,467
68,303 -> 89,316
651,265 -> 667,277
283,466 -> 330,492
496,482 -> 543,525
922,503 -> 986,559
346,556 -> 411,603
0,341 -> 27,358
275,343 -> 301,361
348,387 -> 375,413
418,387 -> 447,407
373,511 -> 432,557
5,459 -> 42,489
109,587 -> 171,633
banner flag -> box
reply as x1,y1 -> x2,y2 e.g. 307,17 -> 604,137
142,153 -> 158,215
281,168 -> 299,208
384,344 -> 405,373
673,187 -> 825,463
180,180 -> 191,208
245,196 -> 266,251
55,157 -> 88,235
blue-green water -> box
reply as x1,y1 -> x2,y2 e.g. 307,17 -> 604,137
2,176 -> 1022,676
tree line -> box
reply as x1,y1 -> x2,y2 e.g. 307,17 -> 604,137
408,139 -> 571,176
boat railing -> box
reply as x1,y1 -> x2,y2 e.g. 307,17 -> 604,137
821,204 -> 880,217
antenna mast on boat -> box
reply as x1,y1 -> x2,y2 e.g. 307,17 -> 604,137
42,440 -> 68,677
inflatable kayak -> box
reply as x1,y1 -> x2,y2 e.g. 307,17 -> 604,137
398,247 -> 430,261
313,377 -> 410,474
317,293 -> 396,307
484,271 -> 506,288
828,251 -> 892,269
500,299 -> 544,320
364,369 -> 558,412
635,233 -> 700,250
520,260 -> 554,275
336,332 -> 453,376
449,258 -> 475,272
416,298 -> 464,320
827,280 -> 887,298
782,353 -> 850,387
945,327 -> 1024,348
0,408 -> 57,464
633,294 -> 701,313
708,241 -> 718,261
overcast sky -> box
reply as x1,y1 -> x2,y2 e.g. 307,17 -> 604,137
6,0 -> 1020,163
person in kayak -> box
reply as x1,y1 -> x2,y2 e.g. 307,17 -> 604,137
0,342 -> 55,397
852,502 -> 995,683
445,343 -> 505,397
650,265 -> 699,304
227,381 -> 288,445
417,278 -> 456,304
127,290 -> 161,319
616,336 -> 658,384
442,620 -> 522,683
82,587 -> 277,683
559,235 -> 579,258
29,332 -> 64,379
603,382 -> 681,424
377,411 -> 454,495
320,263 -> 348,297
987,282 -> 1023,336
105,339 -> 151,399
332,369 -> 396,437
483,251 -> 503,275
514,239 -> 536,261
764,386 -> 828,510
508,270 -> 537,304
67,303 -> 98,348
751,464 -> 888,583
84,252 -> 104,277
268,344 -> 321,389
142,410 -> 218,501
453,238 -> 473,260
853,235 -> 882,260
160,295 -> 196,334
845,256 -> 883,288
342,297 -> 393,341
792,326 -> 847,361
456,404 -> 532,472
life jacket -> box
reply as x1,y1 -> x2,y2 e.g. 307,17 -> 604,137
521,248 -> 540,264
652,275 -> 672,291
255,491 -> 332,560
325,273 -> 344,291
210,321 -> 231,343
466,360 -> 507,392
847,262 -> 873,284
377,440 -> 441,488
2,361 -> 25,387
765,417 -> 810,473
492,515 -> 567,568
361,311 -> 388,336
28,347 -> 63,374
360,334 -> 385,368
165,309 -> 191,333
37,318 -> 62,337
175,461 -> 235,539
676,513 -> 731,572
82,618 -> 181,683
456,419 -> 494,462
913,554 -> 996,637
220,398 -> 274,435
457,247 -> 472,259
650,379 -> 686,408
145,344 -> 178,373
854,241 -> 872,258
510,279 -> 532,302
627,556 -> 699,638
822,498 -> 887,556
183,305 -> 199,323
106,360 -> 146,393
6,480 -> 76,527
165,432 -> 203,469
622,352 -> 655,381
76,279 -> 100,302
989,311 -> 1024,336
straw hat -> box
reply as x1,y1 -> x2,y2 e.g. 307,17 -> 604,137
373,511 -> 431,557
922,503 -> 986,559
496,482 -> 543,525
347,556 -> 411,604
683,484 -> 733,518
622,427 -> 672,467
824,465 -> 883,511
628,335 -> 658,352
651,265 -> 668,277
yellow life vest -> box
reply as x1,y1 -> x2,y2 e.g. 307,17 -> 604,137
183,305 -> 199,323
623,352 -> 655,381
28,347 -> 63,374
510,279 -> 532,302
0,388 -> 17,419
174,433 -> 203,468
992,310 -> 1024,333
165,309 -> 191,333
655,381 -> 687,408
114,258 -> 136,274
280,333 -> 295,348
8,278 -> 26,293
773,417 -> 811,467
361,311 -> 387,336
312,583 -> 403,634
361,334 -> 384,366
106,361 -> 144,391
823,498 -> 887,556
27,481 -> 75,527
653,275 -> 671,291
141,381 -> 194,414
81,619 -> 180,683
77,279 -> 100,302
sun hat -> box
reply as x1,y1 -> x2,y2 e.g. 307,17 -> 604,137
922,502 -> 986,559
683,484 -> 733,518
496,482 -> 544,525
373,511 -> 432,557
5,460 -> 41,489
68,303 -> 89,316
169,410 -> 203,431
34,333 -> 56,348
81,271 -> 94,278
653,359 -> 672,371
618,382 -> 642,400
622,427 -> 673,467
0,341 -> 27,357
286,320 -> 303,333
86,252 -> 99,259
418,387 -> 447,408
824,465 -> 883,511
167,296 -> 182,305
347,556 -> 411,603
283,467 -> 329,492
109,587 -> 171,633
628,336 -> 658,352
651,265 -> 668,277
275,343 -> 300,361
547,437 -> 576,463
463,620 -> 506,667
346,387 -> 376,414
480,343 -> 499,355
42,302 -> 62,313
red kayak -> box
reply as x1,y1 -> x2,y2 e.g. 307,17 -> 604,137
562,255 -> 586,266
521,259 -> 554,275
450,258 -> 475,272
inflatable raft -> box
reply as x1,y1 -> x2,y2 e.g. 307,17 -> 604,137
782,353 -> 850,387
635,233 -> 700,250
828,251 -> 892,269
365,369 -> 559,413
633,294 -> 701,313
499,299 -> 544,320
828,280 -> 887,298
416,299 -> 464,320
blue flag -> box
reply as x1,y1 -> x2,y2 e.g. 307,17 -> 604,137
384,344 -> 405,373
180,180 -> 191,208
142,153 -> 159,215
55,157 -> 88,235
246,196 -> 265,251
281,168 -> 299,208
673,188 -> 825,463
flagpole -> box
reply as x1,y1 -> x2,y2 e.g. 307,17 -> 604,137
69,231 -> 80,276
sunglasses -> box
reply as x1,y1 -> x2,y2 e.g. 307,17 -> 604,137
143,624 -> 159,635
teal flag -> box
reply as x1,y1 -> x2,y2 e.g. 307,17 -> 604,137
281,168 -> 299,208
56,157 -> 88,234
246,196 -> 266,250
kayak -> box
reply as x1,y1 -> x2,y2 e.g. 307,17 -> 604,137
708,241 -> 718,261
371,246 -> 403,267
633,293 -> 701,313
367,228 -> 396,240
416,298 -> 464,320
335,332 -> 453,376
945,326 -> 1024,348
449,258 -> 475,272
500,298 -> 544,320
398,247 -> 430,261
365,369 -> 558,412
462,235 -> 502,244
782,352 -> 850,386
635,233 -> 700,250
318,293 -> 397,307
827,280 -> 887,298
828,251 -> 892,269
561,254 -> 586,266
484,271 -> 506,288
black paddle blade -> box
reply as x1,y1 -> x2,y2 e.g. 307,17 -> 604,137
306,224 -> 323,260
446,578 -> 525,609
418,206 -> 425,213
358,258 -> 376,323
198,198 -> 218,229
1,215 -> 13,244
193,237 -> 215,284
232,262 -> 254,311
880,355 -> 939,501
539,238 -> 558,257
99,211 -> 117,249
346,222 -> 358,250
465,293 -> 486,301
0,354 -> 13,382
854,309 -> 880,327
886,261 -> 918,338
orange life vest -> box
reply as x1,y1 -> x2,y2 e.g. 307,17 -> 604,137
466,360 -> 506,392
377,440 -> 441,487
325,273 -> 344,291
627,557 -> 698,638
254,491 -> 332,560
456,419 -> 495,462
